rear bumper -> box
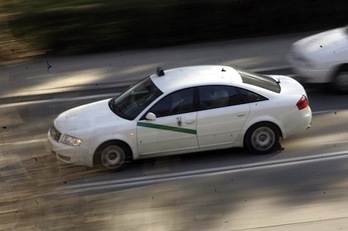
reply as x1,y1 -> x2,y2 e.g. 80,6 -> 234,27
296,106 -> 312,133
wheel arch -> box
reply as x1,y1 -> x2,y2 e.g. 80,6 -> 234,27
331,63 -> 348,80
243,121 -> 282,146
331,63 -> 348,92
93,139 -> 133,166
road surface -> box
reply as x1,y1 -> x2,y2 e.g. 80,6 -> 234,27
1,30 -> 348,230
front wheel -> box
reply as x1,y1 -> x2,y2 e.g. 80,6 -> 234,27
245,123 -> 280,154
333,71 -> 348,94
95,142 -> 131,171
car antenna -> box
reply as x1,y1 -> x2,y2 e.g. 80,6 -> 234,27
157,66 -> 165,76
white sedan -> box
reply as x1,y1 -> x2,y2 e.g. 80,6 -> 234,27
48,65 -> 312,171
288,25 -> 348,92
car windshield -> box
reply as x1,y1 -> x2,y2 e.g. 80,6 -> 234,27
109,77 -> 163,120
236,68 -> 281,93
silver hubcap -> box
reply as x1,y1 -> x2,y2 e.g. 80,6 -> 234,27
101,145 -> 125,169
251,127 -> 275,151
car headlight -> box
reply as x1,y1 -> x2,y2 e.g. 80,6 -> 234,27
61,134 -> 82,147
291,49 -> 315,68
298,57 -> 314,68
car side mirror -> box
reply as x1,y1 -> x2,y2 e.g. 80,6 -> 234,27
145,112 -> 156,121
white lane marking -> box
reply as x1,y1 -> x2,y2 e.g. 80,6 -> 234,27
1,138 -> 48,146
49,150 -> 348,195
322,140 -> 348,145
0,93 -> 118,108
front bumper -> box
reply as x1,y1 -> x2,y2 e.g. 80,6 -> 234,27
287,55 -> 332,84
47,129 -> 93,167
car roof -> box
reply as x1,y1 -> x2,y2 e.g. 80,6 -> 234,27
150,65 -> 243,93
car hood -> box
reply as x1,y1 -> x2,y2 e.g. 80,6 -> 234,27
293,27 -> 348,55
54,99 -> 122,133
269,75 -> 306,96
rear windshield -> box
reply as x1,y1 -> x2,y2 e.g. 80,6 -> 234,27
236,68 -> 281,93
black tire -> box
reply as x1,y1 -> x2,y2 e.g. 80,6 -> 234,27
95,142 -> 131,171
333,71 -> 348,94
245,122 -> 280,154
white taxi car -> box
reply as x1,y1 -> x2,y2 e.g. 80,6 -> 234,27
48,65 -> 312,171
288,25 -> 348,92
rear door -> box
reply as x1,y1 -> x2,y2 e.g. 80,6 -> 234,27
196,85 -> 251,148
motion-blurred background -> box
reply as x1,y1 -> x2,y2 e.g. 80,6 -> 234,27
1,0 -> 348,60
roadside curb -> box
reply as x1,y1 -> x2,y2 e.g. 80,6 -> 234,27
0,66 -> 294,105
0,81 -> 132,105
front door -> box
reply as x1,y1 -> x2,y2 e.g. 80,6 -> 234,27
137,88 -> 198,155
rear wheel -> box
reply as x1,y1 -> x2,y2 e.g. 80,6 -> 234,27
95,142 -> 131,171
245,122 -> 280,154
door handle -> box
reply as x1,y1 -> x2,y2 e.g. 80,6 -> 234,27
185,120 -> 195,124
237,113 -> 246,117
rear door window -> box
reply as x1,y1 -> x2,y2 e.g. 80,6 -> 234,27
198,85 -> 245,110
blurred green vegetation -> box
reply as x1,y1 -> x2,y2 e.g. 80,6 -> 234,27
1,0 -> 348,58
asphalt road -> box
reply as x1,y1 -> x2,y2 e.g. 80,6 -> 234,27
1,30 -> 348,230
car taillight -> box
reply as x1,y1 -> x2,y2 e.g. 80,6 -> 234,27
296,95 -> 309,110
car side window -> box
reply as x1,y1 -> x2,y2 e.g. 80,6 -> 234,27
148,88 -> 195,117
198,86 -> 245,110
238,88 -> 268,103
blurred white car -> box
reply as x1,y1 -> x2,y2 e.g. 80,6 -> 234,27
48,65 -> 312,171
288,25 -> 348,92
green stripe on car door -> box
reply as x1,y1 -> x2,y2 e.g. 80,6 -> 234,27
137,122 -> 197,135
